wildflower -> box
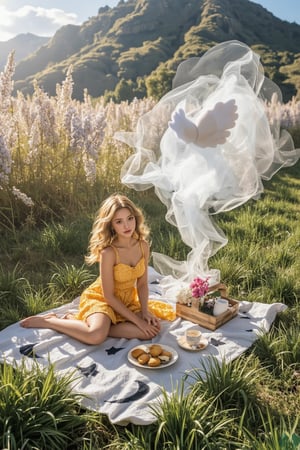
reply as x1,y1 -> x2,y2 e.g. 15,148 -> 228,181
176,286 -> 193,305
12,187 -> 34,207
83,156 -> 97,185
0,51 -> 15,113
190,277 -> 210,299
70,112 -> 84,152
57,65 -> 74,109
0,135 -> 11,187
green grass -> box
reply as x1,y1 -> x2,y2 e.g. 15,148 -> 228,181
0,360 -> 86,450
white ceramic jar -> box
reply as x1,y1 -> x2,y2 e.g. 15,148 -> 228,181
213,298 -> 229,316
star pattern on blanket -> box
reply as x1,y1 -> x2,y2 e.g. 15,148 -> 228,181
19,343 -> 42,358
210,338 -> 226,347
77,362 -> 99,377
104,380 -> 150,403
105,346 -> 125,355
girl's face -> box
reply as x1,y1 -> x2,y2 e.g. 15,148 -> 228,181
111,207 -> 136,238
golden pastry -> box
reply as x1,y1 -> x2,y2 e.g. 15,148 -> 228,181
159,349 -> 172,363
138,353 -> 151,365
131,348 -> 146,359
149,344 -> 163,357
148,356 -> 161,367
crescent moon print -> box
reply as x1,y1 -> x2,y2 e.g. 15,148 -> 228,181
105,380 -> 150,404
19,343 -> 42,358
77,362 -> 99,377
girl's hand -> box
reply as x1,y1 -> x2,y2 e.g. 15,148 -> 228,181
141,311 -> 161,328
136,314 -> 160,338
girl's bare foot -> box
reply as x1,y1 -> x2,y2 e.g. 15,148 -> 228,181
20,313 -> 57,328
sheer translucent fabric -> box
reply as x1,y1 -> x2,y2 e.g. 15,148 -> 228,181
115,40 -> 299,294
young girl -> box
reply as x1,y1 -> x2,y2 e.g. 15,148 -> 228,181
20,194 -> 173,344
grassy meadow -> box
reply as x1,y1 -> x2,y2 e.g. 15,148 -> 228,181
0,62 -> 300,448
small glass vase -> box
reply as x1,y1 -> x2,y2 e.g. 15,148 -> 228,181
191,297 -> 200,309
197,296 -> 205,311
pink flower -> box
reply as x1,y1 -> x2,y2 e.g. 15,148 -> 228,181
190,277 -> 210,298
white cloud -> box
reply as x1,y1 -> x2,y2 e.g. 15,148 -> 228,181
0,5 -> 79,41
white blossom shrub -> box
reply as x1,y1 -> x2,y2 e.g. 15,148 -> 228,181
0,51 -> 298,232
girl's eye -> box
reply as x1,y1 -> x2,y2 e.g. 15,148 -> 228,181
129,216 -> 135,221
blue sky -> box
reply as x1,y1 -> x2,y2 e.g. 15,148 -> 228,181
0,0 -> 299,42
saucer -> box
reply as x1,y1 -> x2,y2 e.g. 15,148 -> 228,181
177,336 -> 209,351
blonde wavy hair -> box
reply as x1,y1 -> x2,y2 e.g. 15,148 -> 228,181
85,193 -> 150,265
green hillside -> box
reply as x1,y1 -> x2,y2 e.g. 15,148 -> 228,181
13,0 -> 300,102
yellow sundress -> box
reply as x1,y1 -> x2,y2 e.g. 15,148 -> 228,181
77,242 -> 175,323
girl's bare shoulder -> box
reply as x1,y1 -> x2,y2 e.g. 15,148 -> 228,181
100,246 -> 115,260
140,239 -> 150,255
140,239 -> 149,248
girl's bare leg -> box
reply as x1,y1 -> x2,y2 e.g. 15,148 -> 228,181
62,312 -> 76,319
109,321 -> 160,340
38,313 -> 58,319
20,313 -> 111,345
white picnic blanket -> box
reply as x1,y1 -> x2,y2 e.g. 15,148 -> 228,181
0,270 -> 286,425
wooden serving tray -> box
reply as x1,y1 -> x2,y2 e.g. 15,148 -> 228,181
175,283 -> 239,331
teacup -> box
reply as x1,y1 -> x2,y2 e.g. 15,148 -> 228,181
185,328 -> 202,346
213,298 -> 229,316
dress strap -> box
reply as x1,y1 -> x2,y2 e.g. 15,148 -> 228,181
110,244 -> 120,264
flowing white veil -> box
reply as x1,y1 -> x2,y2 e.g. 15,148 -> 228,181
115,40 -> 300,295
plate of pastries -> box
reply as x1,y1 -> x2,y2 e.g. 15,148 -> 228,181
128,343 -> 178,369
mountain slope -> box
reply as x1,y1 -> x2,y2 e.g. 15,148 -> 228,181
0,33 -> 49,70
12,0 -> 300,101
